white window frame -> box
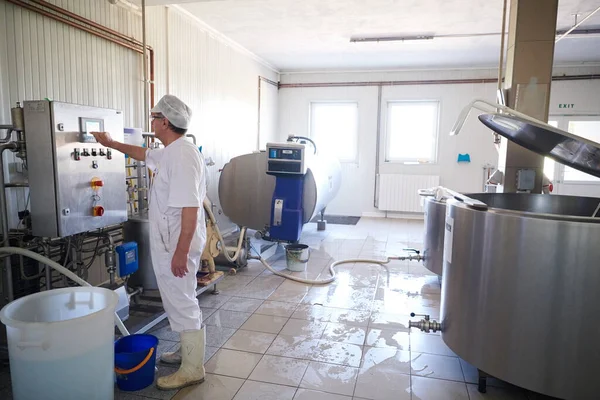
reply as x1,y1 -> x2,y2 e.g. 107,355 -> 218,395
309,101 -> 359,163
384,100 -> 440,164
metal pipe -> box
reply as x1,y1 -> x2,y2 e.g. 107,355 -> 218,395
279,74 -> 600,89
5,0 -> 144,54
0,142 -> 18,301
142,0 -> 149,132
556,5 -> 600,42
4,182 -> 28,188
374,85 -> 382,208
28,0 -> 144,46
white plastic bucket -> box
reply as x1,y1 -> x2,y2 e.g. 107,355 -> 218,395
285,244 -> 310,272
0,287 -> 118,400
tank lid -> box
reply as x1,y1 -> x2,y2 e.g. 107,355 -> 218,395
479,114 -> 600,178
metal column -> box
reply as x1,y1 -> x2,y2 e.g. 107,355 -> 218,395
497,0 -> 558,193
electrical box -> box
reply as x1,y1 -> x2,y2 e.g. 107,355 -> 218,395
266,142 -> 306,175
116,242 -> 139,277
516,169 -> 536,192
23,101 -> 127,237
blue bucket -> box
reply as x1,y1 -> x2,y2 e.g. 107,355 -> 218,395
114,334 -> 159,391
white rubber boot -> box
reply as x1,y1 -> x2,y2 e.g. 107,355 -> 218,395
160,345 -> 182,365
157,327 -> 206,390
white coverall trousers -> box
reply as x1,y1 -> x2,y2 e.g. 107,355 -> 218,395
149,208 -> 204,332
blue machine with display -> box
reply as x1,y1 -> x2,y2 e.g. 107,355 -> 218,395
116,242 -> 139,277
266,142 -> 308,242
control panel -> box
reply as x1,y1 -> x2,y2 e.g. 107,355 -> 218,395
23,101 -> 127,237
266,142 -> 306,175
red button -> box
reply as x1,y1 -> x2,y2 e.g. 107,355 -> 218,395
93,206 -> 104,217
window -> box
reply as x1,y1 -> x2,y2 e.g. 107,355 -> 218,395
386,101 -> 439,163
309,102 -> 358,163
563,120 -> 600,182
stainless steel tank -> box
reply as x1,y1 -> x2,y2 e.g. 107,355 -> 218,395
123,213 -> 157,290
218,150 -> 342,231
441,193 -> 600,399
422,196 -> 446,275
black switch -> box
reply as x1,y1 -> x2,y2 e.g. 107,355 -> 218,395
73,148 -> 80,161
82,149 -> 90,157
99,148 -> 106,156
91,149 -> 97,157
107,149 -> 112,160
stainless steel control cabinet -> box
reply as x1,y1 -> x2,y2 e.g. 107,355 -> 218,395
23,101 -> 127,237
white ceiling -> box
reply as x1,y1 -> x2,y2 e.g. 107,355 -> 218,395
144,0 -> 600,72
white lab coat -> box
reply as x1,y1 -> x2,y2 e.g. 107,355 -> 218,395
146,137 -> 206,332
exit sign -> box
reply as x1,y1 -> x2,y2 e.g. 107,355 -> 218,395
559,103 -> 575,109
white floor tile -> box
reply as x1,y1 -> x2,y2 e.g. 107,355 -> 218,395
206,325 -> 237,348
410,332 -> 455,357
221,297 -> 265,313
173,374 -> 244,400
411,352 -> 464,382
268,281 -> 312,303
293,389 -> 352,400
311,340 -> 363,367
205,349 -> 263,379
411,376 -> 469,400
466,384 -> 528,400
368,311 -> 411,330
321,323 -> 366,346
233,380 -> 297,400
281,318 -> 328,339
240,314 -> 288,334
249,355 -> 310,386
266,335 -> 319,359
255,300 -> 298,317
300,361 -> 359,396
204,309 -> 252,329
355,351 -> 411,400
223,329 -> 277,354
365,328 -> 409,350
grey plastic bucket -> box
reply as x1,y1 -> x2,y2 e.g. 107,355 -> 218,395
285,244 -> 310,272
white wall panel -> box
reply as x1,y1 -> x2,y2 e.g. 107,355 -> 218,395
146,5 -> 278,229
279,67 -> 600,217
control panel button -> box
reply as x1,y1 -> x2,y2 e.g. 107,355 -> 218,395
73,148 -> 80,161
107,149 -> 112,160
99,148 -> 106,156
82,148 -> 90,157
91,149 -> 97,157
91,177 -> 104,189
92,206 -> 104,217
92,160 -> 98,169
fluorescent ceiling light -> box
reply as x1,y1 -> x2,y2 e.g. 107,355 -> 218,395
350,35 -> 434,43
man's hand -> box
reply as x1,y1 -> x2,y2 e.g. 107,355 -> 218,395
91,131 -> 115,148
171,250 -> 189,278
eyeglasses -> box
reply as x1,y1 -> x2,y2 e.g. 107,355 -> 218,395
151,115 -> 164,121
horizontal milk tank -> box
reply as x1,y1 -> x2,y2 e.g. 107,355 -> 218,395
440,193 -> 600,399
218,150 -> 341,231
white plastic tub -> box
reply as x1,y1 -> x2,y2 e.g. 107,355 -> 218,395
0,287 -> 118,400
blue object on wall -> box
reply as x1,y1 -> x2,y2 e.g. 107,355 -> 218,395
116,242 -> 139,277
269,176 -> 304,242
457,153 -> 471,163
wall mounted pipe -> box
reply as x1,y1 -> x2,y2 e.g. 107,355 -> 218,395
279,74 -> 600,89
6,0 -> 156,114
0,142 -> 19,302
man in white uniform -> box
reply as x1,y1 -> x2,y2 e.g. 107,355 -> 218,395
92,94 -> 206,390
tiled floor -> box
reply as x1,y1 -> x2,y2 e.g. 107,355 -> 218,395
0,218 -> 558,400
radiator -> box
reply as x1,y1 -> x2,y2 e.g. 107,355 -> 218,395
376,174 -> 440,212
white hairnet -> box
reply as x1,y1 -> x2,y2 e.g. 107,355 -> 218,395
151,94 -> 192,129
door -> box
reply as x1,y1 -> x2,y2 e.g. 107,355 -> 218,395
544,117 -> 600,197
